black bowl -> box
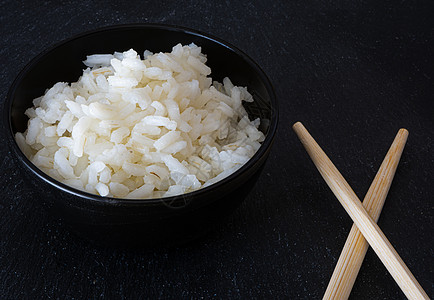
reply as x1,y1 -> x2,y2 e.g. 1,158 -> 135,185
4,24 -> 278,248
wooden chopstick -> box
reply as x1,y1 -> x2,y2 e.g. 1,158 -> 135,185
292,122 -> 428,300
323,128 -> 409,300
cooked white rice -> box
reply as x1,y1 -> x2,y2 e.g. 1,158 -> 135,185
16,43 -> 265,198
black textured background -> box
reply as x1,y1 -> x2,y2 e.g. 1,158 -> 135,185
1,1 -> 433,299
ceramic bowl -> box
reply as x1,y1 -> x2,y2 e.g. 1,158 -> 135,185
4,24 -> 278,247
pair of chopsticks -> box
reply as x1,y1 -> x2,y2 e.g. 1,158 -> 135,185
293,122 -> 428,300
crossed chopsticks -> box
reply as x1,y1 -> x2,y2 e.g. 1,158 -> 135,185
293,122 -> 428,300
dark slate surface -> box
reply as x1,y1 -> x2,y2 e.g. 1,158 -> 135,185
1,1 -> 433,299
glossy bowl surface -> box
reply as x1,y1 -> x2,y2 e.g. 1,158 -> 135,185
4,24 -> 278,247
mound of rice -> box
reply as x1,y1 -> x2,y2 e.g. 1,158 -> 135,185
16,43 -> 264,198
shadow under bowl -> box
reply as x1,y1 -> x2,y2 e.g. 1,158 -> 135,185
4,24 -> 278,248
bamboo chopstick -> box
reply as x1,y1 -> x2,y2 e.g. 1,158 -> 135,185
292,122 -> 428,300
323,129 -> 409,300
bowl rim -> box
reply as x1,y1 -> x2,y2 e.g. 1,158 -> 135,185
4,23 -> 279,206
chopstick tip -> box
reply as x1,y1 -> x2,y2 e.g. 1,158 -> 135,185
293,121 -> 304,130
398,128 -> 409,139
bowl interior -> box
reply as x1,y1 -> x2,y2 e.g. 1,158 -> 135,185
7,24 -> 277,202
